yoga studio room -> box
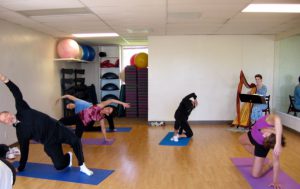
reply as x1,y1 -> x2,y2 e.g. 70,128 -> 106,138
0,0 -> 300,189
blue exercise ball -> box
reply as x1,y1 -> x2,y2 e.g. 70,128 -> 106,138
81,45 -> 90,61
86,46 -> 95,61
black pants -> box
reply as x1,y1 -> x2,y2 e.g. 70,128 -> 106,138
59,114 -> 85,138
44,122 -> 84,170
174,119 -> 193,138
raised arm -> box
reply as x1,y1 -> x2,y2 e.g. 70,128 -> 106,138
182,93 -> 197,102
98,99 -> 130,109
0,73 -> 30,111
55,94 -> 79,104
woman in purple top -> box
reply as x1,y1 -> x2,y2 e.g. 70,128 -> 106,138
239,114 -> 285,189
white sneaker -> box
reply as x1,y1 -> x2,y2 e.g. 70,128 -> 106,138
68,152 -> 73,167
170,135 -> 179,142
80,163 -> 94,176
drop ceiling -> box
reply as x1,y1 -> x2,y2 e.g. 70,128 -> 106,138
0,0 -> 299,45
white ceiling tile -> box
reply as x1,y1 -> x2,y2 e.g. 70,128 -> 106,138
0,0 -> 84,11
0,0 -> 299,44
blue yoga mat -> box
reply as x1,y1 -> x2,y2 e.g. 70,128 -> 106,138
231,158 -> 300,189
159,132 -> 191,146
106,127 -> 132,132
13,161 -> 114,185
81,138 -> 115,145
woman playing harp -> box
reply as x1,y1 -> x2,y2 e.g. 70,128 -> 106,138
232,71 -> 256,127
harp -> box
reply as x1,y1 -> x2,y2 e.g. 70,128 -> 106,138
232,71 -> 256,127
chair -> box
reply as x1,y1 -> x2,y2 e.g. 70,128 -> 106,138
287,95 -> 300,116
262,95 -> 270,115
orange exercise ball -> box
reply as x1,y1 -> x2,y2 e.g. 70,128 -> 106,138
57,39 -> 80,59
134,52 -> 148,68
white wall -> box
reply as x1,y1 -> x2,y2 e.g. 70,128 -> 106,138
0,19 -> 81,145
148,35 -> 275,121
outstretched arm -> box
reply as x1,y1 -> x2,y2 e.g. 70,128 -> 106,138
273,115 -> 283,156
56,94 -> 79,104
269,153 -> 281,189
0,73 -> 30,111
98,99 -> 130,109
99,119 -> 108,140
268,115 -> 283,189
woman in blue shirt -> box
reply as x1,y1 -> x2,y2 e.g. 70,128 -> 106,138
251,74 -> 268,123
294,76 -> 300,110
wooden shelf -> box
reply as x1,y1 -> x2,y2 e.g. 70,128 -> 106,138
54,58 -> 90,63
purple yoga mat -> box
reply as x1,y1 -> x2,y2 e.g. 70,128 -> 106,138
231,158 -> 300,189
81,138 -> 115,145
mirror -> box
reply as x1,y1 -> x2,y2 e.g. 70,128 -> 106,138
274,34 -> 300,118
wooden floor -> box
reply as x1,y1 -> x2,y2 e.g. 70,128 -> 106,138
13,118 -> 300,189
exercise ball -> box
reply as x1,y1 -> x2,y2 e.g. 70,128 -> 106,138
101,94 -> 119,101
101,72 -> 119,79
134,52 -> 148,68
57,39 -> 80,58
86,46 -> 95,61
81,45 -> 90,61
76,45 -> 83,59
101,83 -> 119,91
130,54 -> 137,66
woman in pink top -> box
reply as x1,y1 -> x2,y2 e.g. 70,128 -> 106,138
239,114 -> 285,189
60,99 -> 130,141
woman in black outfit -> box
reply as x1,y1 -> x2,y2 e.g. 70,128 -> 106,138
171,93 -> 198,142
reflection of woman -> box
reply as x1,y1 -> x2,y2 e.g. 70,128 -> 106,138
251,74 -> 267,123
294,76 -> 300,110
239,114 -> 286,189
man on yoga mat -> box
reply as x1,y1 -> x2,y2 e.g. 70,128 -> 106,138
58,95 -> 130,141
239,114 -> 286,189
56,94 -> 118,132
171,93 -> 198,142
0,73 -> 93,176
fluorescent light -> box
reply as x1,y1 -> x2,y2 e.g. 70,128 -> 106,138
72,33 -> 119,37
242,4 -> 300,13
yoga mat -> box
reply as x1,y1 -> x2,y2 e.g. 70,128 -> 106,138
159,132 -> 191,146
106,127 -> 132,132
81,138 -> 115,145
12,161 -> 114,185
231,158 -> 300,189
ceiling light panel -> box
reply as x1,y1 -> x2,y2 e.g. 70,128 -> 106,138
0,0 -> 84,11
81,0 -> 163,7
242,4 -> 300,13
30,13 -> 100,23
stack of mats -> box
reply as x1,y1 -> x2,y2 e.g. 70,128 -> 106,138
125,66 -> 138,117
137,68 -> 148,118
